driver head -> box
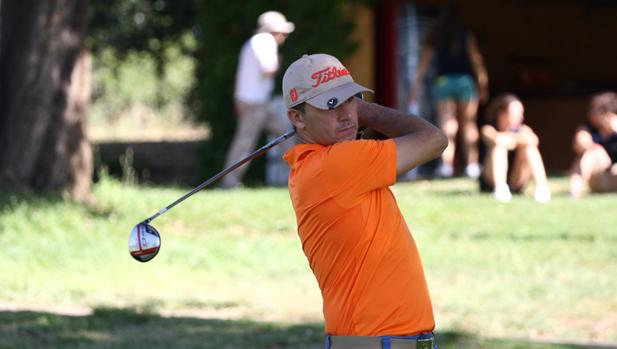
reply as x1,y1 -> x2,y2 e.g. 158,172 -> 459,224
129,222 -> 161,262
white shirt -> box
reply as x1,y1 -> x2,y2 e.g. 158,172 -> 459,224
234,32 -> 279,104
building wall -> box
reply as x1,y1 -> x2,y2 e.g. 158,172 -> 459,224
459,0 -> 617,94
364,0 -> 617,171
458,0 -> 617,171
344,4 -> 375,101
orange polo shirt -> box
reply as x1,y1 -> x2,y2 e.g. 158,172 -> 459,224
283,139 -> 434,336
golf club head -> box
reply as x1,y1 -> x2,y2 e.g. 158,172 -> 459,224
129,222 -> 161,262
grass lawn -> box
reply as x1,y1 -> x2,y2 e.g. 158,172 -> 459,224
0,176 -> 615,348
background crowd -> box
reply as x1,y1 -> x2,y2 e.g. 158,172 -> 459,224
224,8 -> 617,203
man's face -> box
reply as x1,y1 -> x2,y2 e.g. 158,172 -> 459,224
272,32 -> 288,45
289,96 -> 359,145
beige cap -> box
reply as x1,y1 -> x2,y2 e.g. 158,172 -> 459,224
282,53 -> 373,110
257,11 -> 295,34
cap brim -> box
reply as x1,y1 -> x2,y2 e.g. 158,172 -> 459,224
306,82 -> 373,110
260,22 -> 295,34
280,22 -> 295,33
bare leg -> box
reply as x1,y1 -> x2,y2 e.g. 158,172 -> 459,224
525,144 -> 549,187
569,157 -> 586,199
590,164 -> 617,193
457,98 -> 480,169
483,144 -> 512,201
483,145 -> 509,187
510,143 -> 550,202
436,99 -> 457,176
570,146 -> 612,197
573,146 -> 614,195
508,146 -> 531,191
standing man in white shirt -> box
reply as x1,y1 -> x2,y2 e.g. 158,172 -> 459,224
220,11 -> 295,189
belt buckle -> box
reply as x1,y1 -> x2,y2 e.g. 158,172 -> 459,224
416,338 -> 433,349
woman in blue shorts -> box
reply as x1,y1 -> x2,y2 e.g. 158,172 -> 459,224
409,6 -> 488,178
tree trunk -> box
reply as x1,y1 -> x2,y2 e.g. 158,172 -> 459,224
0,0 -> 92,202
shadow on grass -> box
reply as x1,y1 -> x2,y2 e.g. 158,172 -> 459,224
1,307 -> 613,349
0,191 -> 61,214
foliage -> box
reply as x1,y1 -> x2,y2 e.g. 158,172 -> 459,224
196,1 -> 359,183
87,0 -> 200,140
87,0 -> 362,183
0,310 -> 595,348
88,0 -> 197,58
89,41 -> 199,140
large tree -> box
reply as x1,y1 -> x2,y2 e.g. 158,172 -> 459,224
0,0 -> 92,201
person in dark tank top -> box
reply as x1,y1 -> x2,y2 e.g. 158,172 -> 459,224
570,91 -> 617,198
409,5 -> 489,179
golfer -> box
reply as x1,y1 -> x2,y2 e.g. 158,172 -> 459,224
220,11 -> 295,189
282,54 -> 447,349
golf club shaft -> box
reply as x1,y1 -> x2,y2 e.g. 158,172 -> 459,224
144,129 -> 296,224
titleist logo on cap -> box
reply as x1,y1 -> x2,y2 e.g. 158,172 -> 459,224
311,66 -> 350,88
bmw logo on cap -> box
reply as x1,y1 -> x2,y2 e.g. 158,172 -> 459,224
327,98 -> 338,109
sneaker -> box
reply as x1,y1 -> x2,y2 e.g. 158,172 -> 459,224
436,163 -> 454,178
493,183 -> 512,202
465,163 -> 481,179
534,185 -> 551,203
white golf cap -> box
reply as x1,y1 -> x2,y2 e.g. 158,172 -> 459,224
282,53 -> 373,110
257,11 -> 295,34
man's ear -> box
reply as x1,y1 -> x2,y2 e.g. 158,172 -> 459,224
288,109 -> 305,129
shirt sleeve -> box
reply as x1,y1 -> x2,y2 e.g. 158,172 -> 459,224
250,33 -> 278,72
322,139 -> 397,208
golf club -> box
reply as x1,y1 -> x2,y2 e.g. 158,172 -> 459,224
129,129 -> 296,262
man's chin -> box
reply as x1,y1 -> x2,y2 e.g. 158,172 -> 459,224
337,127 -> 357,141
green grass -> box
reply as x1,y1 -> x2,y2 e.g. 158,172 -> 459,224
0,308 -> 608,349
0,176 -> 616,348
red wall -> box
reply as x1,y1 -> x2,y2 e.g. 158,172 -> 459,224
374,1 -> 399,108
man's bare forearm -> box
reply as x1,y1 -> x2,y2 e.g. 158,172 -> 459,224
357,99 -> 441,138
356,99 -> 447,173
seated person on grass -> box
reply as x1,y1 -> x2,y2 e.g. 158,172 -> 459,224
569,91 -> 617,199
479,93 -> 551,202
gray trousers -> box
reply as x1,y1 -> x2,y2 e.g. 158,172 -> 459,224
220,99 -> 292,188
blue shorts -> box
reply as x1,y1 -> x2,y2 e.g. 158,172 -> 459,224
433,74 -> 477,102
